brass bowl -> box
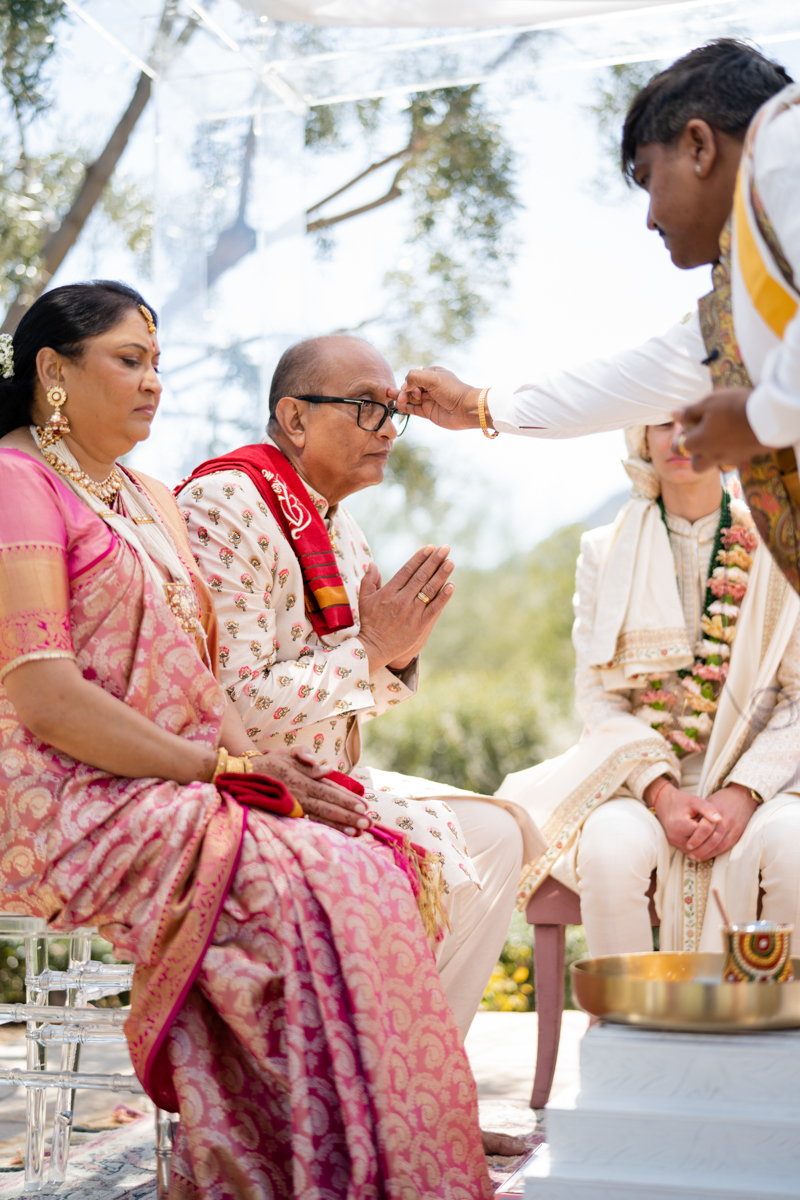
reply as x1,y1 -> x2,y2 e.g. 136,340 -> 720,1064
571,952 -> 800,1032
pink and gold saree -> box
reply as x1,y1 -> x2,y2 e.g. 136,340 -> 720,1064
0,448 -> 490,1200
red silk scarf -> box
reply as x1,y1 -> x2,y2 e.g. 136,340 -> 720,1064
179,444 -> 354,635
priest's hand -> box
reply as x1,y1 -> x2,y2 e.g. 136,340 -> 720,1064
683,784 -> 759,861
250,750 -> 373,836
388,368 -> 491,431
646,778 -> 723,854
357,545 -> 455,672
678,388 -> 764,472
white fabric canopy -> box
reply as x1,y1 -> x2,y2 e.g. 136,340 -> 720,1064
237,0 -> 693,28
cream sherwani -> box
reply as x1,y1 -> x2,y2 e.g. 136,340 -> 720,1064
177,447 -> 544,1037
486,84 -> 800,456
572,514 -> 800,956
500,434 -> 800,957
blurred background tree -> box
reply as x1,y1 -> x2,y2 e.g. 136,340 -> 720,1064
364,522 -> 585,790
0,0 -> 200,331
587,60 -> 661,196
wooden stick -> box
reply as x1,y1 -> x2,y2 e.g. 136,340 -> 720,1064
712,887 -> 732,928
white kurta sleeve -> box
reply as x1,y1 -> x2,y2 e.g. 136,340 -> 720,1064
573,530 -> 676,800
744,103 -> 800,454
725,612 -> 800,802
488,313 -> 712,439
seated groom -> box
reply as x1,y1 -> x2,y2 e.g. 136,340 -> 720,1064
177,333 -> 543,1046
502,421 -> 800,955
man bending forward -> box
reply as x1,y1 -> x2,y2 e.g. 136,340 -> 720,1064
177,334 -> 543,1049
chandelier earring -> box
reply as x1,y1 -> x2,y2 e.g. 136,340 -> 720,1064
40,367 -> 70,448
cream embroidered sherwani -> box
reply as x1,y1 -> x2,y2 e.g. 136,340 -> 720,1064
503,492 -> 800,957
177,450 -> 544,1037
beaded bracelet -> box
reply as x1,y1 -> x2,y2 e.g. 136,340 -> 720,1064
478,388 -> 499,440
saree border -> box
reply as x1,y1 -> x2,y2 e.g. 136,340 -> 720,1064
125,797 -> 247,1110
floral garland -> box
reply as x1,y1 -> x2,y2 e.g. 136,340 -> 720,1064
633,491 -> 758,757
0,334 -> 13,380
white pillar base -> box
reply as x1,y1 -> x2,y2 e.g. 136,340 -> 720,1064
525,1023 -> 800,1199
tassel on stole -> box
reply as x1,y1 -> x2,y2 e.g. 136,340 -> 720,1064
368,825 -> 451,942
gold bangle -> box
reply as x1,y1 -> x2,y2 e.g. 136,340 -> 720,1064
212,747 -> 229,781
213,748 -> 255,778
477,388 -> 499,439
748,787 -> 764,805
226,755 -> 254,775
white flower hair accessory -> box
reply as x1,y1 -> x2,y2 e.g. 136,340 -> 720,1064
0,334 -> 13,380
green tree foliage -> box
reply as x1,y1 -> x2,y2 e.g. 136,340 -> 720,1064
0,0 -> 194,329
480,912 -> 588,1012
363,524 -> 585,794
307,85 -> 518,363
1,0 -> 64,134
587,61 -> 659,194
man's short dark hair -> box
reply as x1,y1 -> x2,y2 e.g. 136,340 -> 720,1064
621,39 -> 793,182
267,334 -> 373,427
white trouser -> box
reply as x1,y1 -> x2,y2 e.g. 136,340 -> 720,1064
575,795 -> 800,957
434,799 -> 523,1040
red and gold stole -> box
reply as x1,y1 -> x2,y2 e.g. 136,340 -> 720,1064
698,222 -> 800,595
179,444 -> 355,635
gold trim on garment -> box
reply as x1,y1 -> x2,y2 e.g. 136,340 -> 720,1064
0,649 -> 76,685
515,737 -> 678,910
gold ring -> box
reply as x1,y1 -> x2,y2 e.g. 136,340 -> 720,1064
677,433 -> 688,456
416,591 -> 431,605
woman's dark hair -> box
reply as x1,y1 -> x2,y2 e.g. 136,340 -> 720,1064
621,39 -> 794,181
0,280 -> 159,437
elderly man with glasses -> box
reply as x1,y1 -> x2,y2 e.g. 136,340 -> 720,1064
177,336 -> 540,1114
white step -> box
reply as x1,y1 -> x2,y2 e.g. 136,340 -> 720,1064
578,1023 -> 800,1108
546,1084 -> 800,1181
525,1023 -> 800,1199
524,1146 -> 800,1200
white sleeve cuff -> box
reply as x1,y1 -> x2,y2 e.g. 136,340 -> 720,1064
626,761 -> 677,803
486,384 -> 524,433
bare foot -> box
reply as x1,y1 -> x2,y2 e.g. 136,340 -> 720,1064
481,1129 -> 527,1156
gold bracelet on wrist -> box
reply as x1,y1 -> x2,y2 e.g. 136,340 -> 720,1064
477,388 -> 499,439
213,747 -> 229,781
748,786 -> 764,806
227,755 -> 254,775
212,748 -> 255,780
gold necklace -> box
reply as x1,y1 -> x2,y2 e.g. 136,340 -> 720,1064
38,433 -> 123,504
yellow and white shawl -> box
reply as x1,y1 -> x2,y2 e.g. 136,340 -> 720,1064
732,82 -> 800,384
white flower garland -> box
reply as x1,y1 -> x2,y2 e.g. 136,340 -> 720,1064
0,334 -> 13,380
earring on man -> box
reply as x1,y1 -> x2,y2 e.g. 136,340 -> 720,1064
40,366 -> 70,448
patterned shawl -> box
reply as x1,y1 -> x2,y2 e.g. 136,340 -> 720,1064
179,443 -> 354,637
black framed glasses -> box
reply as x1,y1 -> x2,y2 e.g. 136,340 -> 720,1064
297,395 -> 409,435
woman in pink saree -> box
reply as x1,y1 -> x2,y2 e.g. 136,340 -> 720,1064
0,281 -> 491,1200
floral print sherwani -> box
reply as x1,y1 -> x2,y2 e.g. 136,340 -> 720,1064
178,456 -> 481,894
